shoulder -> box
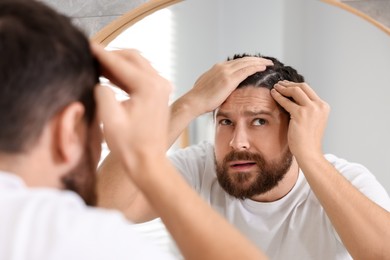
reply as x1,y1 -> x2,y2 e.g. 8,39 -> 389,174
169,141 -> 215,161
324,153 -> 380,186
324,153 -> 390,209
2,187 -> 127,226
167,141 -> 216,189
0,188 -> 174,259
324,153 -> 373,179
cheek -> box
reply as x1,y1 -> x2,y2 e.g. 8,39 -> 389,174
214,128 -> 229,163
274,121 -> 289,148
214,146 -> 223,164
255,129 -> 289,160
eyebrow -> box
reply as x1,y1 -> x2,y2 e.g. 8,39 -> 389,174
216,110 -> 274,118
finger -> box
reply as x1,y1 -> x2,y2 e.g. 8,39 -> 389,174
273,83 -> 312,106
227,56 -> 274,67
91,43 -> 152,94
278,80 -> 320,101
94,85 -> 125,130
91,43 -> 135,89
270,88 -> 299,113
228,57 -> 273,73
109,48 -> 150,65
232,64 -> 267,82
226,57 -> 274,81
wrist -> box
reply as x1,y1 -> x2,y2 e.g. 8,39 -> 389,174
172,94 -> 203,118
123,152 -> 177,195
294,150 -> 326,171
120,147 -> 165,178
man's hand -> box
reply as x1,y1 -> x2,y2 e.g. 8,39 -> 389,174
271,80 -> 330,158
182,57 -> 274,117
92,44 -> 172,175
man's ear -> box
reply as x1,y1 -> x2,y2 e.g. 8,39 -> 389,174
53,102 -> 86,166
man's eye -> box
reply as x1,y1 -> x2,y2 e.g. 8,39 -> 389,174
219,119 -> 232,125
253,118 -> 266,126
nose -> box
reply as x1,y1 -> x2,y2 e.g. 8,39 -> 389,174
229,125 -> 250,150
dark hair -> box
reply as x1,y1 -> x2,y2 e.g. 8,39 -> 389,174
228,53 -> 304,90
0,0 -> 99,153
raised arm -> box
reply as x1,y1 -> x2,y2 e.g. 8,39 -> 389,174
168,57 -> 273,147
271,81 -> 390,260
97,56 -> 273,221
93,44 -> 267,260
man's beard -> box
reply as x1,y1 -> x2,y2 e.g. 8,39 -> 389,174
215,149 -> 293,200
60,144 -> 97,206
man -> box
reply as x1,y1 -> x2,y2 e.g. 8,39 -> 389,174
98,54 -> 390,259
0,1 -> 269,259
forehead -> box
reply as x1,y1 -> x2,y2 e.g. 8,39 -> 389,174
217,86 -> 279,115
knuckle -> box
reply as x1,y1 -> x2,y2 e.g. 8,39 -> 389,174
319,101 -> 330,111
213,62 -> 225,71
289,85 -> 300,94
218,70 -> 230,84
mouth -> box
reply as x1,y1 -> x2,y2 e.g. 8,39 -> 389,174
229,161 -> 257,171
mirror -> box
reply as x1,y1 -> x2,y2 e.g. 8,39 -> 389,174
91,0 -> 390,257
94,0 -> 390,194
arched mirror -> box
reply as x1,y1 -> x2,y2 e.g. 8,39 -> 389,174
93,0 -> 390,194
91,0 -> 390,257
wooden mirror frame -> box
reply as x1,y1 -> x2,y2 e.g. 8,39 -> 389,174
92,0 -> 182,45
92,0 -> 390,45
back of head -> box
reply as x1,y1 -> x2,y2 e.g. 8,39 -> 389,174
228,53 -> 304,89
0,0 -> 98,153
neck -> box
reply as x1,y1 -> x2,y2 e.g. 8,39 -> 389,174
0,152 -> 29,174
250,157 -> 299,202
0,149 -> 62,189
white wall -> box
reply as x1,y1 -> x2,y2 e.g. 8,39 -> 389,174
168,0 -> 390,193
298,0 -> 390,194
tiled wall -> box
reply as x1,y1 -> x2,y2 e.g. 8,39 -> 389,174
341,0 -> 390,28
39,0 -> 149,37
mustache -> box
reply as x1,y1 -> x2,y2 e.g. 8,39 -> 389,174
223,150 -> 266,166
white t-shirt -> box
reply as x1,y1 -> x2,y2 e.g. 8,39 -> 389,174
169,141 -> 390,260
0,171 -> 175,260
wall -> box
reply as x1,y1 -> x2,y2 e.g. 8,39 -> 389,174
39,0 -> 148,37
298,0 -> 390,193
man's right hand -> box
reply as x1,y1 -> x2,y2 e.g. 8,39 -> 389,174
92,44 -> 172,178
181,56 -> 273,117
167,56 -> 273,148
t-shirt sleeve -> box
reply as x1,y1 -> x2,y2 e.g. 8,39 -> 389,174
324,155 -> 390,244
326,154 -> 390,211
168,141 -> 211,192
